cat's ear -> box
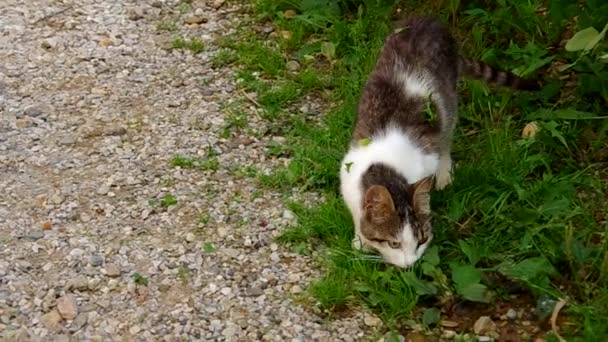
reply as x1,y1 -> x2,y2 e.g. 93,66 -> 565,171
364,185 -> 395,224
412,176 -> 433,215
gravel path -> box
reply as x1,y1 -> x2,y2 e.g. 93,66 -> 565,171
0,1 -> 378,340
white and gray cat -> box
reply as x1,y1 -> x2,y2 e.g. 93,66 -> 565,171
340,17 -> 539,268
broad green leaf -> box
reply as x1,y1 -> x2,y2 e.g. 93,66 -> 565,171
450,263 -> 482,289
422,307 -> 441,326
565,27 -> 600,52
422,245 -> 440,266
367,292 -> 383,306
542,121 -> 568,148
386,332 -> 404,342
459,283 -> 491,303
539,197 -> 570,216
401,272 -> 437,296
512,207 -> 540,225
498,256 -> 557,282
583,23 -> 608,51
458,240 -> 480,266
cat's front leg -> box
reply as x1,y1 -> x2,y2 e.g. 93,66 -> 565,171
435,153 -> 452,190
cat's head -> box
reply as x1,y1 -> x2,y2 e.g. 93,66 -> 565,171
359,176 -> 433,268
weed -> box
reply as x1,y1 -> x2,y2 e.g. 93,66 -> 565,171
171,38 -> 205,54
202,242 -> 217,253
160,194 -> 177,208
157,21 -> 179,32
178,1 -> 190,14
211,49 -> 238,68
198,211 -> 211,225
177,265 -> 190,285
132,273 -> 149,286
170,153 -> 220,172
171,155 -> 196,168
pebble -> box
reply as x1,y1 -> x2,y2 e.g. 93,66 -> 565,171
441,330 -> 457,339
27,231 -> 45,240
59,135 -> 76,145
89,255 -> 104,267
223,248 -> 240,259
127,7 -> 144,20
506,308 -> 517,320
282,209 -> 295,220
440,320 -> 458,328
103,125 -> 127,136
41,309 -> 63,332
184,14 -> 208,25
67,275 -> 89,291
97,184 -> 110,195
104,263 -> 121,277
473,316 -> 496,335
56,294 -> 78,320
290,285 -> 303,294
129,325 -> 142,335
286,60 -> 300,71
363,315 -> 381,327
186,233 -> 196,242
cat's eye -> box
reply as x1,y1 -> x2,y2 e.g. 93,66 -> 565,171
388,241 -> 401,249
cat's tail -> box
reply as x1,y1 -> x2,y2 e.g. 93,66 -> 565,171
458,57 -> 541,91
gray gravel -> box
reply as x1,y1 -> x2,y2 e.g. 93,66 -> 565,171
0,0 -> 379,340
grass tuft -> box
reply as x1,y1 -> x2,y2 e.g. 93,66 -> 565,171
171,38 -> 205,54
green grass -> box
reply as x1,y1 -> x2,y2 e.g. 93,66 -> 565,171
226,0 -> 608,339
170,151 -> 220,172
171,38 -> 205,54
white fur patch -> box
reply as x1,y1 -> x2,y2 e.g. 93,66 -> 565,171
340,127 -> 439,267
393,62 -> 434,98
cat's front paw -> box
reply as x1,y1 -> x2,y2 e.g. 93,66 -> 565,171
352,235 -> 363,250
435,155 -> 453,190
435,170 -> 452,190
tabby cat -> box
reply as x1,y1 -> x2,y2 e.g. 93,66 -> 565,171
340,17 -> 539,268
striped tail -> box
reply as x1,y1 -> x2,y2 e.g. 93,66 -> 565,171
458,57 -> 540,91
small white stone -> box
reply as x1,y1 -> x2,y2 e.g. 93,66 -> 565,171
282,209 -> 295,220
220,287 -> 231,295
506,308 -> 517,320
217,227 -> 228,237
363,315 -> 381,327
96,184 -> 110,195
186,233 -> 195,242
129,325 -> 141,335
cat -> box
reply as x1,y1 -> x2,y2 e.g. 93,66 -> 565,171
339,16 -> 539,268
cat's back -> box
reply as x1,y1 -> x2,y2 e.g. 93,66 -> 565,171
379,16 -> 458,79
353,17 -> 458,141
